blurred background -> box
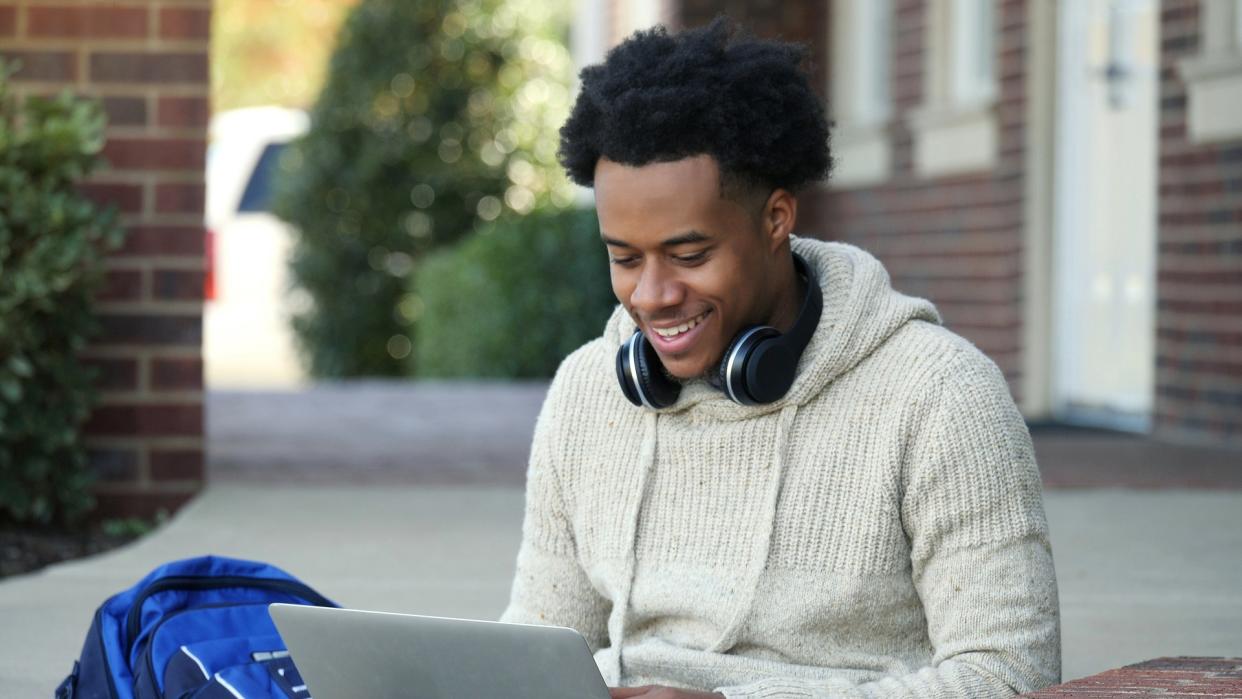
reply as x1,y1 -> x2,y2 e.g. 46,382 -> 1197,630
195,0 -> 1241,444
1,0 -> 1240,692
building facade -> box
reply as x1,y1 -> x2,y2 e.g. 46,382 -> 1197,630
581,0 -> 1242,447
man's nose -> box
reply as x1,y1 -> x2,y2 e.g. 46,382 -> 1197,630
629,261 -> 684,315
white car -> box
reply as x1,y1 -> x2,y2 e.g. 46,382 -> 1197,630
204,107 -> 309,388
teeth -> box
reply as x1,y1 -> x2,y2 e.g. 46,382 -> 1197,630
653,311 -> 708,338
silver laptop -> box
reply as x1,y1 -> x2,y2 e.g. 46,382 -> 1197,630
269,604 -> 611,699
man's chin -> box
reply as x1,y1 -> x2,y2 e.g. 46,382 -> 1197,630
657,354 -> 720,384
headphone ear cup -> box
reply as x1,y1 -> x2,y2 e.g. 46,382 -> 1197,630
616,331 -> 681,409
615,333 -> 644,407
716,328 -> 752,392
744,341 -> 796,404
718,326 -> 780,405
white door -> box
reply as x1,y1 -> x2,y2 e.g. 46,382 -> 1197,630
1052,0 -> 1159,432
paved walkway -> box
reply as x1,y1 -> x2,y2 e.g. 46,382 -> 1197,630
1,382 -> 1240,695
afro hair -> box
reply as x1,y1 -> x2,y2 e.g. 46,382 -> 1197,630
558,17 -> 832,198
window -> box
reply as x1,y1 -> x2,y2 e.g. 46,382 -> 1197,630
829,0 -> 894,188
950,0 -> 996,106
1178,0 -> 1242,143
908,0 -> 1000,177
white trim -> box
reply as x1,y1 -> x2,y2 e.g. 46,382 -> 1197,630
908,0 -> 1000,177
1201,0 -> 1241,55
179,645 -> 211,680
950,0 -> 997,105
1050,0 -> 1092,419
829,0 -> 894,187
829,123 -> 892,188
1020,0 -> 1056,418
570,0 -> 608,76
908,104 -> 997,177
1178,0 -> 1242,143
629,0 -> 664,33
213,673 -> 247,699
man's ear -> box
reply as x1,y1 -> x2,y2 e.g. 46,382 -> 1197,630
762,188 -> 798,253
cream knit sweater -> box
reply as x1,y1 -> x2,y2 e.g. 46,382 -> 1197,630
500,238 -> 1061,698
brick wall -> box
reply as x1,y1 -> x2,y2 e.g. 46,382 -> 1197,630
1154,0 -> 1242,448
1,0 -> 209,517
675,0 -> 1029,401
1022,657 -> 1242,698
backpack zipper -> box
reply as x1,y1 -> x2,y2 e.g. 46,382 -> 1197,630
124,576 -> 332,661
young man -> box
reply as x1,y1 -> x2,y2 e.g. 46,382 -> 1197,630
500,20 -> 1060,699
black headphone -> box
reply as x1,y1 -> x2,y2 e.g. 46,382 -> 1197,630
616,252 -> 823,409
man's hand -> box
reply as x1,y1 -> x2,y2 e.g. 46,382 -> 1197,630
609,686 -> 725,699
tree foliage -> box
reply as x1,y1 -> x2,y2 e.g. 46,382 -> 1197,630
0,62 -> 124,525
273,0 -> 576,377
413,208 -> 616,378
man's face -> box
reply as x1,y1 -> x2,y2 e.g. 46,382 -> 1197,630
594,155 -> 780,380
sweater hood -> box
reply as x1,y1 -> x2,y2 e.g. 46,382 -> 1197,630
602,237 -> 941,421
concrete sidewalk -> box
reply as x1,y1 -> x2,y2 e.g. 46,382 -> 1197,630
1,382 -> 1240,695
0,485 -> 526,696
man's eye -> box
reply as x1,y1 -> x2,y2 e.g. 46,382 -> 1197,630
609,256 -> 638,267
674,252 -> 707,264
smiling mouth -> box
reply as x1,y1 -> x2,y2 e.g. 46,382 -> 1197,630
649,310 -> 711,339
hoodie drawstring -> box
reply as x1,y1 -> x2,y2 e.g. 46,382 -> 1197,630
707,403 -> 799,654
607,409 -> 659,684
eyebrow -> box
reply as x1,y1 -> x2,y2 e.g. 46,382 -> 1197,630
600,230 -> 712,249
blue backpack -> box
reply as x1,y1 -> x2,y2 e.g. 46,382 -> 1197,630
56,555 -> 338,699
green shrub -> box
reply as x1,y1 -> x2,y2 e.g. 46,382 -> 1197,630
0,62 -> 123,525
412,208 -> 616,378
272,0 -> 576,378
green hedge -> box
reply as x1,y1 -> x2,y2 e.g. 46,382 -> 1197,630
272,0 -> 575,378
0,63 -> 123,525
412,208 -> 616,378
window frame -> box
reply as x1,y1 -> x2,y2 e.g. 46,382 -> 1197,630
907,0 -> 1001,178
828,0 -> 896,189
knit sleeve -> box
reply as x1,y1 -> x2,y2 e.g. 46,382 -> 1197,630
714,351 -> 1061,699
498,356 -> 611,652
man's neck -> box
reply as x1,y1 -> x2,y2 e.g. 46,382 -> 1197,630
766,255 -> 805,335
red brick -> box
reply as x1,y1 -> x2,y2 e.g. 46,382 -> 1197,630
86,403 -> 203,437
90,52 -> 208,83
152,269 -> 205,301
83,357 -> 139,391
117,225 -> 205,258
1021,657 -> 1242,697
154,182 -> 205,214
101,95 -> 147,127
91,490 -> 198,521
99,313 -> 202,347
77,181 -> 144,214
158,7 -> 210,40
1154,7 -> 1242,443
150,449 -> 204,481
27,6 -> 149,39
87,447 -> 140,483
0,50 -> 76,81
150,357 -> 203,390
0,6 -> 15,36
102,137 -> 206,171
157,96 -> 210,128
98,268 -> 144,301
